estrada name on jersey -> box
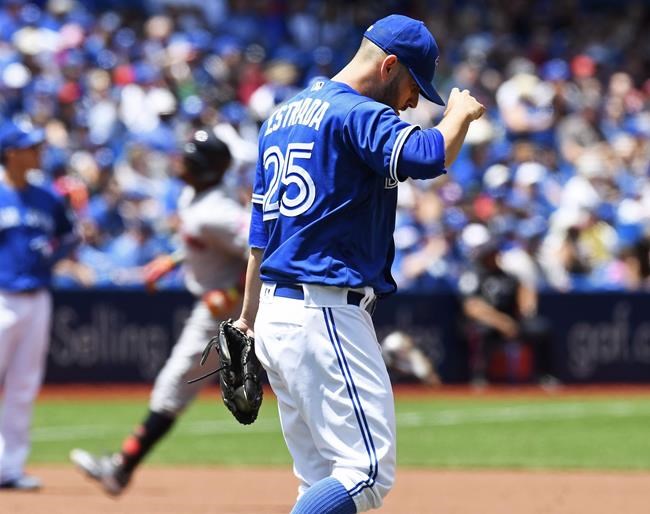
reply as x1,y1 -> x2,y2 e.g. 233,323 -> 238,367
263,97 -> 331,136
250,79 -> 447,296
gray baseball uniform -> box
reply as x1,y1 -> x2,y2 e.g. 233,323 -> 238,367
149,184 -> 249,415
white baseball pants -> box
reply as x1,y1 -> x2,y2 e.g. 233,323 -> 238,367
255,283 -> 396,512
0,289 -> 51,482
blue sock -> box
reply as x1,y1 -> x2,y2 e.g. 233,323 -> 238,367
291,477 -> 357,514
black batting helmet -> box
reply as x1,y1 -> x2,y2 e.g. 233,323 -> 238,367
183,128 -> 232,183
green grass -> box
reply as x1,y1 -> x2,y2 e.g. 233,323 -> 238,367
31,394 -> 650,470
395,397 -> 650,470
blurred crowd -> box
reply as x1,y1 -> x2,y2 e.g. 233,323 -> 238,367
0,0 -> 648,291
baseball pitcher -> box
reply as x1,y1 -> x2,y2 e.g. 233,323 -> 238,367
231,14 -> 484,513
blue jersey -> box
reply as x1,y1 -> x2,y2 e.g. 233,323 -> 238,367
249,80 -> 447,295
0,181 -> 76,291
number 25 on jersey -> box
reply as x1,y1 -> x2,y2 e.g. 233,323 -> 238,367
262,143 -> 315,220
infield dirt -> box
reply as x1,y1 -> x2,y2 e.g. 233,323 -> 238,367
2,466 -> 649,513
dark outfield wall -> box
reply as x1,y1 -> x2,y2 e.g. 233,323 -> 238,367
539,293 -> 650,383
45,290 -> 650,384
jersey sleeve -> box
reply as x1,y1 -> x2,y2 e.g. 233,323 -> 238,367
398,127 -> 447,180
248,151 -> 267,249
342,101 -> 446,182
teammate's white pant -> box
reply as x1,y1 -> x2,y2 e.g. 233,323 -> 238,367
150,301 -> 220,416
0,290 -> 51,482
255,284 -> 396,513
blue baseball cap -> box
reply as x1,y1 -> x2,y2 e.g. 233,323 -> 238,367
0,121 -> 45,153
364,14 -> 445,106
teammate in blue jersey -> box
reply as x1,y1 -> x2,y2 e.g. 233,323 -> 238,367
0,120 -> 79,491
235,15 -> 484,513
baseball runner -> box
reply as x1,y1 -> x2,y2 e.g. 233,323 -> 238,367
70,128 -> 250,495
232,15 -> 484,513
0,120 -> 79,490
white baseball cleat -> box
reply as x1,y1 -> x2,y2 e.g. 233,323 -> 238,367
69,448 -> 131,496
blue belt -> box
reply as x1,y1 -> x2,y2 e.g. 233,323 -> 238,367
273,284 -> 374,312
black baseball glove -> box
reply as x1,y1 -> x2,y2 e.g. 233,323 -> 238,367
191,320 -> 263,425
